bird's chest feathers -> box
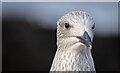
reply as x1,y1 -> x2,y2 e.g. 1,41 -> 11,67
52,50 -> 93,71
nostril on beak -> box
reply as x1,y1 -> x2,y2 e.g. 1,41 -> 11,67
84,36 -> 87,39
84,34 -> 87,40
83,31 -> 91,42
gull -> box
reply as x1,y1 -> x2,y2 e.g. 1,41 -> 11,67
50,11 -> 96,71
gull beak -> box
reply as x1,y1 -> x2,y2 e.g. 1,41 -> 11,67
76,31 -> 92,49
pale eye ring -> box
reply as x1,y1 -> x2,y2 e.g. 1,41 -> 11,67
65,23 -> 70,29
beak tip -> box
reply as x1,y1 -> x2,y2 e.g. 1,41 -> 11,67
89,44 -> 92,49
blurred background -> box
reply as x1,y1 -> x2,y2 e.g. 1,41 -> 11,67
2,2 -> 119,72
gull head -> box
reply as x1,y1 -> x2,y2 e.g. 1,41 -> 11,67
57,11 -> 95,50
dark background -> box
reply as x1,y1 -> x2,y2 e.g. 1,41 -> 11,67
2,2 -> 119,72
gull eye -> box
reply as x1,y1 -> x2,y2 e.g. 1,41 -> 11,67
65,23 -> 70,29
92,24 -> 95,30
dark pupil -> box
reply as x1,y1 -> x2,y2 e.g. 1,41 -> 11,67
65,23 -> 69,29
92,25 -> 95,29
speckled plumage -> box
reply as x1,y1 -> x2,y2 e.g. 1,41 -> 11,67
50,11 -> 95,71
